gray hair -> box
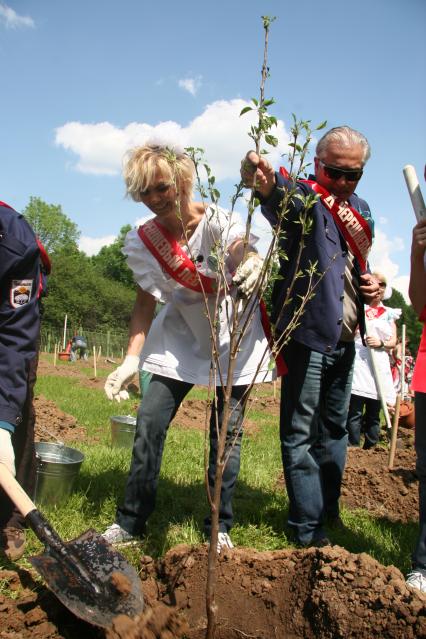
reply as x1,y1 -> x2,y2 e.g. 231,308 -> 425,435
316,126 -> 371,164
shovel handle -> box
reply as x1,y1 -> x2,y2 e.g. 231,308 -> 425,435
0,462 -> 36,518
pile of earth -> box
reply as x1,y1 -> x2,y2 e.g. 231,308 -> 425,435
1,544 -> 425,638
19,357 -> 421,637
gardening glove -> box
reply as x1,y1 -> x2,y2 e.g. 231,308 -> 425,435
0,428 -> 16,476
232,252 -> 264,298
104,355 -> 140,402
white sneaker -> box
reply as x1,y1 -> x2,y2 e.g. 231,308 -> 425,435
406,570 -> 426,593
217,532 -> 234,554
102,523 -> 137,546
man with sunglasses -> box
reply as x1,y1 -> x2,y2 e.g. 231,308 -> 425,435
240,126 -> 378,547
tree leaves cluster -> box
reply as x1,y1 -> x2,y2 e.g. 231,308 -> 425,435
23,197 -> 135,333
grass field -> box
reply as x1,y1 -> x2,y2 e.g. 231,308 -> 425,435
2,356 -> 418,580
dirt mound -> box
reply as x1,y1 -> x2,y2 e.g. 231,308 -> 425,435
2,544 -> 425,638
342,445 -> 418,522
34,395 -> 87,443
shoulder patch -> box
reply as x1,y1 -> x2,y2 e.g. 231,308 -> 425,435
10,279 -> 33,308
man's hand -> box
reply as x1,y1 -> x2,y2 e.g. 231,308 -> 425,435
240,151 -> 276,199
359,273 -> 379,304
0,429 -> 15,476
104,355 -> 140,402
232,252 -> 264,297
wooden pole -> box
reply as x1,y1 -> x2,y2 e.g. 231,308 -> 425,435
93,346 -> 97,378
53,343 -> 57,367
388,394 -> 401,469
273,380 -> 277,400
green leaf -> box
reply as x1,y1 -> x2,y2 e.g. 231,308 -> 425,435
240,106 -> 253,116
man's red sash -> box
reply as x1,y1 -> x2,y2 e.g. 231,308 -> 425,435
137,218 -> 217,294
279,168 -> 372,271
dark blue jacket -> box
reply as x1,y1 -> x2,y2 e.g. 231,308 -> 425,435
261,173 -> 374,354
0,202 -> 41,430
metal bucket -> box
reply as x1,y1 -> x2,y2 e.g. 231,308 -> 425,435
110,415 -> 137,449
35,442 -> 85,506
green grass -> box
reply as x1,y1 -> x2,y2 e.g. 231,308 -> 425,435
0,365 -> 417,584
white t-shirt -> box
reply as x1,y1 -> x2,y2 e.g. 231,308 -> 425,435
351,304 -> 401,403
124,206 -> 275,386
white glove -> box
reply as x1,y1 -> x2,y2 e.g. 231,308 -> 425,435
104,355 -> 140,402
0,428 -> 16,476
232,252 -> 264,297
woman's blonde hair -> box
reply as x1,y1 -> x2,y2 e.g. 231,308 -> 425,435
123,144 -> 195,203
372,271 -> 387,285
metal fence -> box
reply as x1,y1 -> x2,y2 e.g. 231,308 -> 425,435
40,325 -> 128,359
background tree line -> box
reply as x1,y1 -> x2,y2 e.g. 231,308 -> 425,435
24,197 -> 136,334
23,196 -> 422,351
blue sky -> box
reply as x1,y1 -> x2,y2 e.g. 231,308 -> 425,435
1,0 -> 425,300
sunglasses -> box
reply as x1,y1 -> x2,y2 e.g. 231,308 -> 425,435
319,160 -> 363,182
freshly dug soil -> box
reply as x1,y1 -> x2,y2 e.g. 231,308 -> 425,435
1,544 -> 425,638
10,356 -> 420,637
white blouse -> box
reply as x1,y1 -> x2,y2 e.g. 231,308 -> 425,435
124,206 -> 275,386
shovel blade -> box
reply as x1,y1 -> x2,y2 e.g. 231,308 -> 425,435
29,529 -> 144,629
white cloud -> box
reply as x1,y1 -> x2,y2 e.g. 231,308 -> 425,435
391,275 -> 410,303
178,76 -> 202,96
368,228 -> 410,301
54,99 -> 290,180
378,216 -> 388,225
0,3 -> 34,28
79,234 -> 116,256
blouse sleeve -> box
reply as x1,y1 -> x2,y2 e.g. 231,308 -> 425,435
123,228 -> 172,302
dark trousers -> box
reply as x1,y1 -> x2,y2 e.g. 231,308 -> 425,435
346,393 -> 381,449
413,392 -> 426,569
0,352 -> 38,529
116,374 -> 246,536
280,339 -> 355,545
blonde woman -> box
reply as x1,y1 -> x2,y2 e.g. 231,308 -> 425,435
103,144 -> 273,551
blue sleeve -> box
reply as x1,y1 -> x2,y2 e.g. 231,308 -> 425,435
0,206 -> 41,428
260,172 -> 307,228
0,420 -> 15,433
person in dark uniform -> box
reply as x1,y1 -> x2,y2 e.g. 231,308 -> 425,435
0,200 -> 50,561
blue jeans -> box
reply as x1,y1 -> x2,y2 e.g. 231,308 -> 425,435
413,392 -> 426,569
116,374 -> 246,537
280,339 -> 355,545
346,393 -> 381,449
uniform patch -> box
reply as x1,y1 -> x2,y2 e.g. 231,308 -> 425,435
10,279 -> 33,308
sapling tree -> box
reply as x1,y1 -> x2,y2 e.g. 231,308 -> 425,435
161,17 -> 331,638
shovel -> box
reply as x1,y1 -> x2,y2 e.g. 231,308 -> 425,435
0,462 -> 144,629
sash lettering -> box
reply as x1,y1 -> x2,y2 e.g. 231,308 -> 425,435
279,168 -> 372,270
138,219 -> 217,294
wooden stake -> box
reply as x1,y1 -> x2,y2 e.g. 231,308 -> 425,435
53,343 -> 57,367
93,346 -> 97,378
273,380 -> 277,400
388,394 -> 401,470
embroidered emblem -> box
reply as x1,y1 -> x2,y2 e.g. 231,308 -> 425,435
10,279 -> 33,308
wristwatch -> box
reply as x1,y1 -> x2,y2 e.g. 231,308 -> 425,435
379,340 -> 385,349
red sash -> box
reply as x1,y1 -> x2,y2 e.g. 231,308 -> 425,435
137,219 -> 217,294
365,305 -> 386,321
279,168 -> 372,271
